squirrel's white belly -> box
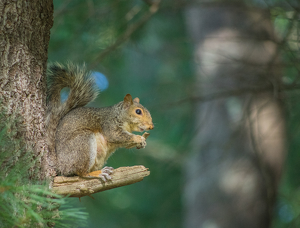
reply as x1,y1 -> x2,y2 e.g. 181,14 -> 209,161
89,132 -> 116,171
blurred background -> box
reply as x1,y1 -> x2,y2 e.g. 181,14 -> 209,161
48,0 -> 300,227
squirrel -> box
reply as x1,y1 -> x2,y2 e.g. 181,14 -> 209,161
46,63 -> 154,181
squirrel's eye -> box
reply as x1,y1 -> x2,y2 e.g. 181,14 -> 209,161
135,109 -> 142,115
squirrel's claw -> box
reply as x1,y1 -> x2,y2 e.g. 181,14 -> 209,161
136,136 -> 147,149
102,166 -> 114,174
98,166 -> 114,181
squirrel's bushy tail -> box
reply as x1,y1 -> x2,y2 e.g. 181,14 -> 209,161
46,63 -> 99,167
47,63 -> 98,114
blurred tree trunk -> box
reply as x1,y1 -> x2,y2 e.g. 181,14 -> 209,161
183,3 -> 286,228
0,1 -> 53,179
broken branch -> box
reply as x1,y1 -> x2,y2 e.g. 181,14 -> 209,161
52,165 -> 150,198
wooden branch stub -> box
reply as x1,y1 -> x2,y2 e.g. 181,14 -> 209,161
142,132 -> 150,139
52,165 -> 150,198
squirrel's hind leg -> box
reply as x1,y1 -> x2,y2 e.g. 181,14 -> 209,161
56,132 -> 93,176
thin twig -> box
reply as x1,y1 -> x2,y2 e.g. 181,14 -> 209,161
154,83 -> 300,109
90,1 -> 160,68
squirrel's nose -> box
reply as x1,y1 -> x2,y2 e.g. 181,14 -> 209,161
149,124 -> 154,130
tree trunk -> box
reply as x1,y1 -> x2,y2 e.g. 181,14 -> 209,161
0,1 -> 53,180
183,4 -> 286,228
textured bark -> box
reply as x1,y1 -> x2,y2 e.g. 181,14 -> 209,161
52,166 -> 150,197
0,1 -> 53,179
0,2 -> 150,198
183,4 -> 286,228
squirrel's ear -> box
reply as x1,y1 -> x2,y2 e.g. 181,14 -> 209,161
123,94 -> 133,108
133,97 -> 140,103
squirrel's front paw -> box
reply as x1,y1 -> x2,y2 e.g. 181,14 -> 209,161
135,135 -> 146,149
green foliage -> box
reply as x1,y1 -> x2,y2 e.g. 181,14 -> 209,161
48,1 -> 190,227
271,7 -> 300,228
0,112 -> 88,227
48,0 -> 300,227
